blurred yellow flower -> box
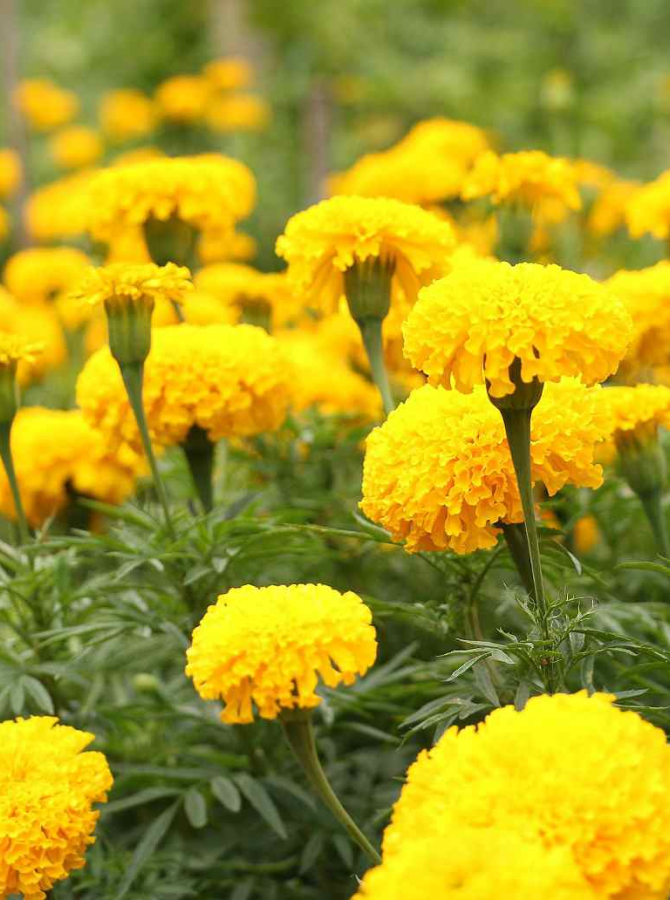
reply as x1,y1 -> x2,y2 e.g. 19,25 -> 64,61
356,692 -> 670,900
0,407 -> 144,526
403,258 -> 632,397
626,170 -> 670,239
607,262 -> 670,372
0,148 -> 22,199
573,514 -> 601,554
50,125 -> 104,170
0,287 -> 66,383
276,195 -> 456,313
14,79 -> 79,131
186,583 -> 377,723
154,74 -> 211,122
99,88 -> 156,143
0,716 -> 112,900
194,263 -> 298,326
206,93 -> 270,132
203,57 -> 253,91
601,383 -> 670,436
76,323 -> 290,450
587,178 -> 640,237
197,228 -> 257,265
361,378 -> 610,553
0,206 -> 9,242
4,247 -> 90,304
25,170 -> 95,242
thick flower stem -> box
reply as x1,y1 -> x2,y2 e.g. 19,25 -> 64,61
120,362 -> 175,539
281,711 -> 381,866
501,521 -> 535,599
183,426 -> 215,513
638,489 -> 670,559
357,318 -> 394,417
0,422 -> 29,545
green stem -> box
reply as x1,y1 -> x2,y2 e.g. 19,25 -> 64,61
0,421 -> 29,545
183,426 -> 215,513
120,362 -> 175,539
357,318 -> 394,417
281,711 -> 381,865
501,521 -> 535,599
638,490 -> 670,558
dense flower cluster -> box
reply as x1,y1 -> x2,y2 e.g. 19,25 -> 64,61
354,692 -> 670,899
0,407 -> 144,525
0,716 -> 112,900
361,379 -> 610,553
276,195 -> 456,313
4,247 -> 90,304
76,323 -> 290,449
85,155 -> 256,243
403,258 -> 632,397
186,584 -> 377,723
606,262 -> 670,371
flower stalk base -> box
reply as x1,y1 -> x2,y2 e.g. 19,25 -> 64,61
183,426 -> 215,513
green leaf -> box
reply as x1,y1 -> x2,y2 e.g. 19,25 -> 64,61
184,787 -> 208,829
332,833 -> 354,868
230,880 -> 255,900
210,776 -> 242,812
103,787 -> 181,816
10,679 -> 25,715
23,676 -> 54,714
234,774 -> 287,839
300,832 -> 324,873
114,801 -> 179,899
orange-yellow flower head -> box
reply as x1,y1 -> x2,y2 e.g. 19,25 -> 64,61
601,384 -> 670,437
25,170 -> 95,242
461,149 -> 582,216
4,247 -> 90,304
0,288 -> 65,384
587,178 -> 640,237
203,57 -> 253,91
359,692 -> 670,900
626,170 -> 670,240
14,79 -> 79,131
0,407 -> 144,526
0,148 -> 22,199
84,154 -> 255,244
206,94 -> 270,133
99,88 -> 156,143
0,716 -> 112,900
275,196 -> 456,314
361,379 -> 610,554
72,261 -> 192,313
76,323 -> 290,451
154,74 -> 212,122
194,263 -> 299,327
186,583 -> 377,724
50,126 -> 103,170
403,258 -> 632,397
606,262 -> 670,373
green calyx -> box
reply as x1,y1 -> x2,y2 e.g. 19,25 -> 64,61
343,255 -> 394,323
144,214 -> 198,268
0,364 -> 19,427
106,297 -> 153,368
487,356 -> 544,413
615,426 -> 667,498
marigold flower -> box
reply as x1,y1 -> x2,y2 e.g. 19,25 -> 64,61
276,196 -> 456,313
0,288 -> 66,383
85,154 -> 255,243
0,407 -> 144,525
461,149 -> 582,216
194,263 -> 298,326
198,228 -> 257,265
99,88 -> 156,142
50,125 -> 103,170
4,247 -> 90,304
14,79 -> 79,131
573,514 -> 601,554
154,74 -> 211,122
601,383 -> 670,436
361,379 -> 610,553
206,94 -> 270,132
403,258 -> 632,397
203,57 -> 253,91
588,178 -> 640,237
0,716 -> 112,900
606,262 -> 670,372
366,692 -> 670,899
626,170 -> 670,239
0,148 -> 21,199
25,170 -> 95,242
72,261 -> 192,311
76,323 -> 290,450
186,583 -> 377,724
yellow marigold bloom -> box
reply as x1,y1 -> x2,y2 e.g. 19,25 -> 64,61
403,258 -> 632,397
0,407 -> 144,526
587,178 -> 640,237
14,79 -> 79,131
205,93 -> 271,132
606,262 -> 670,371
85,154 -> 255,243
194,263 -> 298,326
601,384 -> 670,435
0,330 -> 39,369
25,170 -> 95,241
626,170 -> 670,239
203,57 -> 253,91
50,125 -> 104,170
198,228 -> 257,264
111,145 -> 165,167
361,379 -> 609,554
352,825 -> 595,900
276,329 -> 381,420
0,716 -> 112,900
76,323 -> 290,450
461,150 -> 582,217
72,261 -> 192,311
154,74 -> 211,122
573,514 -> 601,554
0,148 -> 21,199
4,247 -> 90,304
0,288 -> 66,383
371,692 -> 670,899
99,88 -> 156,142
186,583 -> 377,724
276,196 -> 456,313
